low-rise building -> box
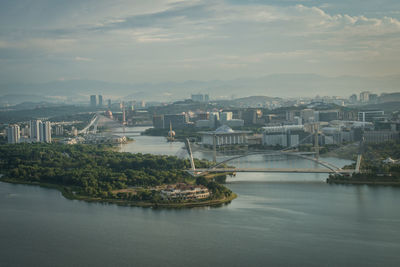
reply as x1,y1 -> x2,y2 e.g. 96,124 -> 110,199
161,184 -> 210,200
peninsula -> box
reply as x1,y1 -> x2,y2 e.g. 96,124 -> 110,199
0,143 -> 236,208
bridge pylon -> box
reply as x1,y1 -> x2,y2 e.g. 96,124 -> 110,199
184,138 -> 196,171
314,123 -> 320,160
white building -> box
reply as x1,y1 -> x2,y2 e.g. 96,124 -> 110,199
7,124 -> 20,144
200,125 -> 250,147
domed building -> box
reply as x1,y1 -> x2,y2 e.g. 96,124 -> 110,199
199,125 -> 251,148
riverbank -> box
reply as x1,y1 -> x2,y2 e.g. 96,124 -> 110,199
326,176 -> 400,186
0,178 -> 237,208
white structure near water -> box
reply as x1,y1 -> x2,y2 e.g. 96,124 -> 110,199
200,125 -> 250,147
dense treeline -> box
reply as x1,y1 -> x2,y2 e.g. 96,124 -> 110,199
0,143 -> 213,199
360,141 -> 400,174
330,141 -> 400,184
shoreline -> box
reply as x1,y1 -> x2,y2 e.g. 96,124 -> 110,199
326,177 -> 400,186
0,178 -> 237,209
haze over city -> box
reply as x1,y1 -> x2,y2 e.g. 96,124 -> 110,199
1,0 -> 400,100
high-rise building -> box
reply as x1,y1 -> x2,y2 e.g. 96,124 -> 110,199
39,121 -> 52,143
204,94 -> 209,102
107,99 -> 112,109
349,94 -> 357,103
21,125 -> 30,137
90,95 -> 97,107
98,95 -> 103,107
55,125 -> 64,136
30,120 -> 41,141
7,124 -> 20,144
360,91 -> 370,103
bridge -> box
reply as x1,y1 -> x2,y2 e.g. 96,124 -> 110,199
191,168 -> 354,174
184,124 -> 363,176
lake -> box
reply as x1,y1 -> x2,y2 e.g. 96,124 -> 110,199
1,127 -> 399,266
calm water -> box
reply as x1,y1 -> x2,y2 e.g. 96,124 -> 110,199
1,127 -> 400,267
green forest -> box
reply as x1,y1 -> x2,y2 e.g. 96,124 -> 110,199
0,143 -> 233,205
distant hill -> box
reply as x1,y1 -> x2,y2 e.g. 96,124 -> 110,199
0,73 -> 399,103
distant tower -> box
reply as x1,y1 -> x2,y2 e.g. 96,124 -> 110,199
167,122 -> 175,142
90,95 -> 97,107
107,99 -> 112,109
98,95 -> 103,107
7,124 -> 20,144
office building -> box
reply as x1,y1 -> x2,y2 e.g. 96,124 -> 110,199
262,125 -> 305,148
317,110 -> 339,122
90,95 -> 97,107
364,131 -> 399,143
107,99 -> 112,109
242,109 -> 262,125
98,95 -> 103,107
164,113 -> 189,128
7,124 -> 20,144
358,110 -> 384,122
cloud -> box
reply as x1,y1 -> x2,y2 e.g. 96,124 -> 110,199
1,0 -> 400,84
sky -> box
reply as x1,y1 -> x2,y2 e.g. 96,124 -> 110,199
0,0 -> 400,85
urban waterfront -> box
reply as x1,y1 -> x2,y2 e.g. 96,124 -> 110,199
1,127 -> 400,266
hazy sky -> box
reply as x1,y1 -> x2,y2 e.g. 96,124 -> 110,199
1,0 -> 400,84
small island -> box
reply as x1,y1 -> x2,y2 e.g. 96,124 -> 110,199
0,143 -> 236,208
